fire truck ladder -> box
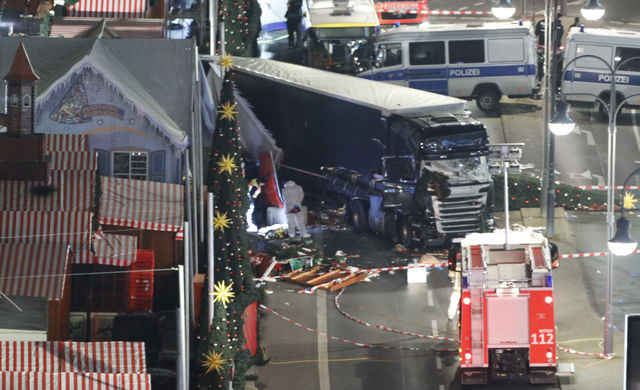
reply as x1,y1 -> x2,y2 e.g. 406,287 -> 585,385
469,245 -> 486,367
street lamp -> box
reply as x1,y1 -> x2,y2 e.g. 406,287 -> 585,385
608,167 -> 640,256
553,53 -> 640,356
549,101 -> 575,136
491,0 -> 516,19
581,0 -> 605,21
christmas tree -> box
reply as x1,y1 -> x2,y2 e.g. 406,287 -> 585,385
218,0 -> 262,57
197,54 -> 260,389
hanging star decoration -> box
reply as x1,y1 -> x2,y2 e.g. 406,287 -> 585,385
219,53 -> 234,71
213,210 -> 232,232
624,191 -> 638,210
211,280 -> 235,307
216,154 -> 237,175
202,350 -> 226,375
220,101 -> 238,121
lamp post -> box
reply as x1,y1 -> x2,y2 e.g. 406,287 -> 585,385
608,167 -> 640,256
551,53 -> 640,356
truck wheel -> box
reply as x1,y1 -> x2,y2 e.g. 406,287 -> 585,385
349,199 -> 368,233
476,88 -> 501,112
397,216 -> 413,248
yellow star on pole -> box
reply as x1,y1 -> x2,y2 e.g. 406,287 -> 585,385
219,101 -> 238,121
213,210 -> 231,232
210,280 -> 235,307
219,54 -> 234,71
624,191 -> 638,209
201,350 -> 226,375
216,154 -> 237,175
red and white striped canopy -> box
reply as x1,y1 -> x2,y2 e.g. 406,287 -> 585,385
66,0 -> 148,18
0,341 -> 146,373
0,211 -> 91,246
44,135 -> 88,153
0,172 -> 94,212
0,372 -> 150,389
92,233 -> 137,267
0,211 -> 92,263
0,243 -> 70,301
99,177 -> 183,237
47,151 -> 97,172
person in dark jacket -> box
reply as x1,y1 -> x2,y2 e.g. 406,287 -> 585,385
285,0 -> 303,48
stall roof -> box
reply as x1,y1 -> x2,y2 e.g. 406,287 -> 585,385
207,55 -> 467,117
50,18 -> 163,39
0,243 -> 70,301
0,38 -> 195,151
0,211 -> 92,262
0,341 -> 146,373
44,134 -> 88,152
0,172 -> 94,212
92,233 -> 137,267
98,177 -> 183,236
0,372 -> 150,389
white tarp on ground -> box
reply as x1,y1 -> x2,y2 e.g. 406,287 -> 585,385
204,55 -> 468,117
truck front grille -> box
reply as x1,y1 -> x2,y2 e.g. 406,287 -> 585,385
431,183 -> 490,234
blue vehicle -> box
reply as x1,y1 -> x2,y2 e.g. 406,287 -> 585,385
358,21 -> 539,112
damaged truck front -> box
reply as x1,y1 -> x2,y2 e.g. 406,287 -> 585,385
220,56 -> 494,247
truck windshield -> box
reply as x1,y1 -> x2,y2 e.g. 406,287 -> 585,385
424,157 -> 490,183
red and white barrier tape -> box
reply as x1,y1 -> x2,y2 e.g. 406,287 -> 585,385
560,249 -> 640,259
359,263 -> 446,273
259,304 -> 453,352
576,185 -> 640,190
334,289 -> 459,344
556,345 -> 615,360
424,9 -> 489,15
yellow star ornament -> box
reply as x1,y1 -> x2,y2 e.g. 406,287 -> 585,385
219,101 -> 238,121
202,350 -> 226,375
624,191 -> 638,209
213,210 -> 231,232
219,54 -> 234,71
216,154 -> 237,175
211,280 -> 235,307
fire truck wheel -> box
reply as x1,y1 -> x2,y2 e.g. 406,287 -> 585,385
349,199 -> 369,233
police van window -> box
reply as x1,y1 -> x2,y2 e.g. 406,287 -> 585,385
409,42 -> 445,65
381,43 -> 402,67
616,47 -> 640,72
575,44 -> 612,69
449,40 -> 485,64
488,38 -> 524,62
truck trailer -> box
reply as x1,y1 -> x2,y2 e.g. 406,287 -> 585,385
213,56 -> 494,246
454,228 -> 557,385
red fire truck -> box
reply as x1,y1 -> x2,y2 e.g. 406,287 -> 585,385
456,228 -> 557,385
374,0 -> 428,25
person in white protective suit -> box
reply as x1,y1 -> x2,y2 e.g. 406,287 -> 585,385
282,180 -> 310,238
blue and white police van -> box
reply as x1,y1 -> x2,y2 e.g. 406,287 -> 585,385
562,27 -> 640,119
358,21 -> 538,112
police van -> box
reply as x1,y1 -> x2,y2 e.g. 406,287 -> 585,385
562,27 -> 640,118
358,21 -> 538,112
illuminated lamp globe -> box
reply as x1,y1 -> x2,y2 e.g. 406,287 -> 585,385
491,0 -> 515,19
549,101 -> 576,136
608,216 -> 638,256
581,0 -> 605,21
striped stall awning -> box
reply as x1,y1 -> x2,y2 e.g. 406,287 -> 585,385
0,244 -> 70,301
0,211 -> 92,263
43,134 -> 88,153
0,172 -> 94,212
66,0 -> 148,18
99,177 -> 184,238
47,151 -> 97,172
0,341 -> 146,373
92,233 -> 137,267
0,372 -> 150,389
